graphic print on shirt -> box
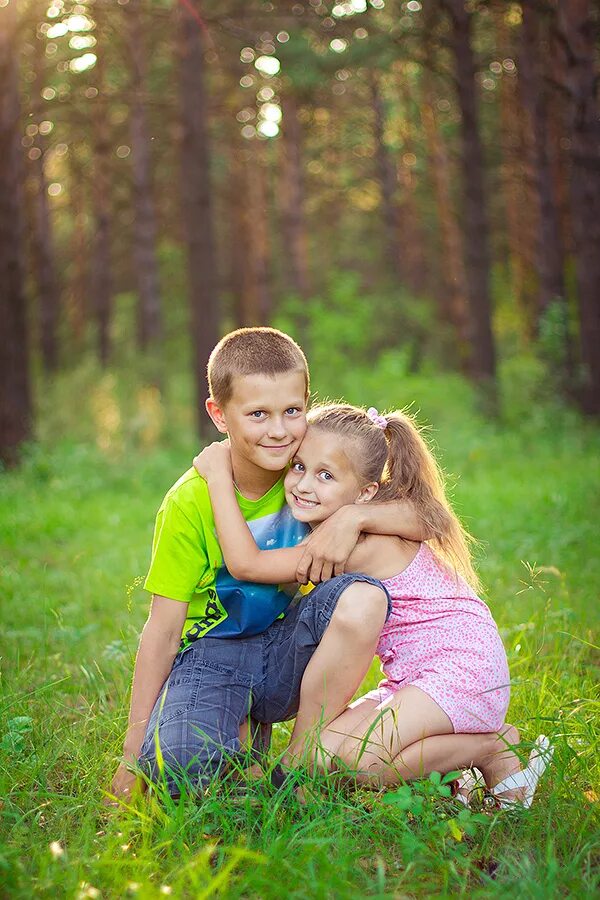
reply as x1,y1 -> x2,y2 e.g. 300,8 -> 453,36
180,505 -> 308,648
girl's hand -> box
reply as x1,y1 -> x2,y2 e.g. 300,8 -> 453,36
193,440 -> 233,482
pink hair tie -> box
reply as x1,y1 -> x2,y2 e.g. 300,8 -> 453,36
367,407 -> 388,429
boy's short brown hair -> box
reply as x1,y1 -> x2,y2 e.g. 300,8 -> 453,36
208,327 -> 310,407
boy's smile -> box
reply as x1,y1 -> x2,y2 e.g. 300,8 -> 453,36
209,370 -> 308,496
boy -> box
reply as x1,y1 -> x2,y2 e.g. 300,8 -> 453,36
111,328 -> 425,799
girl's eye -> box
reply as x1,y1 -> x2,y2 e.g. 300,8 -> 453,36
249,411 -> 265,419
292,462 -> 305,472
319,471 -> 333,481
285,407 -> 301,416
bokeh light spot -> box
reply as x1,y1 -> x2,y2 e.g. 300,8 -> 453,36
257,120 -> 279,138
47,22 -> 68,38
69,52 -> 97,73
330,38 -> 348,53
254,55 -> 280,76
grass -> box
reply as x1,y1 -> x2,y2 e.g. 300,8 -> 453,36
0,360 -> 599,898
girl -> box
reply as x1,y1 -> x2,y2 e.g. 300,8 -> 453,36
194,404 -> 552,807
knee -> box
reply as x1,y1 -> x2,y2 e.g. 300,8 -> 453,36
140,724 -> 237,787
331,581 -> 388,637
333,741 -> 385,778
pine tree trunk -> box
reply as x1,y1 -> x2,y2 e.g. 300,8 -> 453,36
90,52 -> 113,367
0,2 -> 32,465
29,149 -> 60,372
247,145 -> 272,324
519,2 -> 566,321
29,49 -> 60,372
370,76 -> 402,281
396,75 -> 428,296
229,147 -> 253,327
442,0 -> 497,395
177,3 -> 219,434
421,75 -> 469,362
494,2 -> 538,339
128,0 -> 162,351
280,93 -> 311,299
556,0 -> 600,413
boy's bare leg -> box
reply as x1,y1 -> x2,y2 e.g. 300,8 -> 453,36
282,581 -> 388,767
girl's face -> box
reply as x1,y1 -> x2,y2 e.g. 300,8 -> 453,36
284,427 -> 377,525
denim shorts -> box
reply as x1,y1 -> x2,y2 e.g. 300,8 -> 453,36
138,573 -> 390,795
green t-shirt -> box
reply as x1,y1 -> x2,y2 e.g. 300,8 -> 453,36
144,468 -> 308,650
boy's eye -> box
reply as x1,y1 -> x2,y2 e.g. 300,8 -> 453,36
291,462 -> 305,472
319,471 -> 333,481
249,411 -> 265,419
285,407 -> 301,416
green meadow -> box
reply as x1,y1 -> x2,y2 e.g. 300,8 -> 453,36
1,357 -> 599,898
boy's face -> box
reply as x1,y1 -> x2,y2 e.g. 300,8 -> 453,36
209,370 -> 308,474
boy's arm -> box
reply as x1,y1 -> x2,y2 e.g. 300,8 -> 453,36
296,500 -> 427,584
110,595 -> 188,800
205,473 -> 304,584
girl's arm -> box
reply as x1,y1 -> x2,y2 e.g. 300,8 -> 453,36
194,443 -> 303,584
296,500 -> 428,584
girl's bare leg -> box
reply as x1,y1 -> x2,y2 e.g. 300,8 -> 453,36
314,685 -> 454,785
317,694 -> 524,795
283,582 -> 388,767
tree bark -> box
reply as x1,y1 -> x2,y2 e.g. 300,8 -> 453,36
441,0 -> 497,395
369,75 -> 402,281
280,93 -> 311,299
229,147 -> 253,327
29,47 -> 60,372
0,1 -> 32,465
177,2 -> 219,434
494,1 -> 538,339
66,147 -> 88,348
90,51 -> 113,366
421,75 -> 469,362
518,1 -> 567,321
556,0 -> 600,413
127,0 -> 162,351
247,144 -> 272,324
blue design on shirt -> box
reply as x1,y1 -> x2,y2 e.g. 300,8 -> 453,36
208,506 -> 309,638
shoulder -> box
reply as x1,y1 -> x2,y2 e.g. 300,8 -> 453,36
158,468 -> 211,526
347,535 -> 419,579
345,534 -> 390,577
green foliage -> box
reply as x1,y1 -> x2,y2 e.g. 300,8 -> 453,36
274,270 -> 450,394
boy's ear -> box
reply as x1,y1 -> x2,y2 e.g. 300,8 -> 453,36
356,482 -> 379,504
205,398 -> 228,435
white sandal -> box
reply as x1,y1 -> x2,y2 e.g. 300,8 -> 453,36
490,735 -> 554,809
453,767 -> 485,806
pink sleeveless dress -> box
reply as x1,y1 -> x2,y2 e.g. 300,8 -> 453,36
364,543 -> 510,733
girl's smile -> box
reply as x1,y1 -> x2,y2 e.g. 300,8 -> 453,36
284,428 -> 377,524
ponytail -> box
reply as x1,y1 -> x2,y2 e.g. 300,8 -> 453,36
379,411 -> 480,591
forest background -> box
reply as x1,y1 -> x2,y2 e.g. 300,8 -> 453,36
1,0 -> 599,897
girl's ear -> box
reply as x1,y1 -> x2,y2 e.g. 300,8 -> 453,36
356,482 -> 379,504
205,398 -> 228,435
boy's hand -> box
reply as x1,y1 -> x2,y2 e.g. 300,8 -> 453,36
296,505 -> 361,584
105,761 -> 144,807
193,440 -> 232,482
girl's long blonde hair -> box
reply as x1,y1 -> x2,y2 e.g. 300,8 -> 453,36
307,403 -> 480,591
